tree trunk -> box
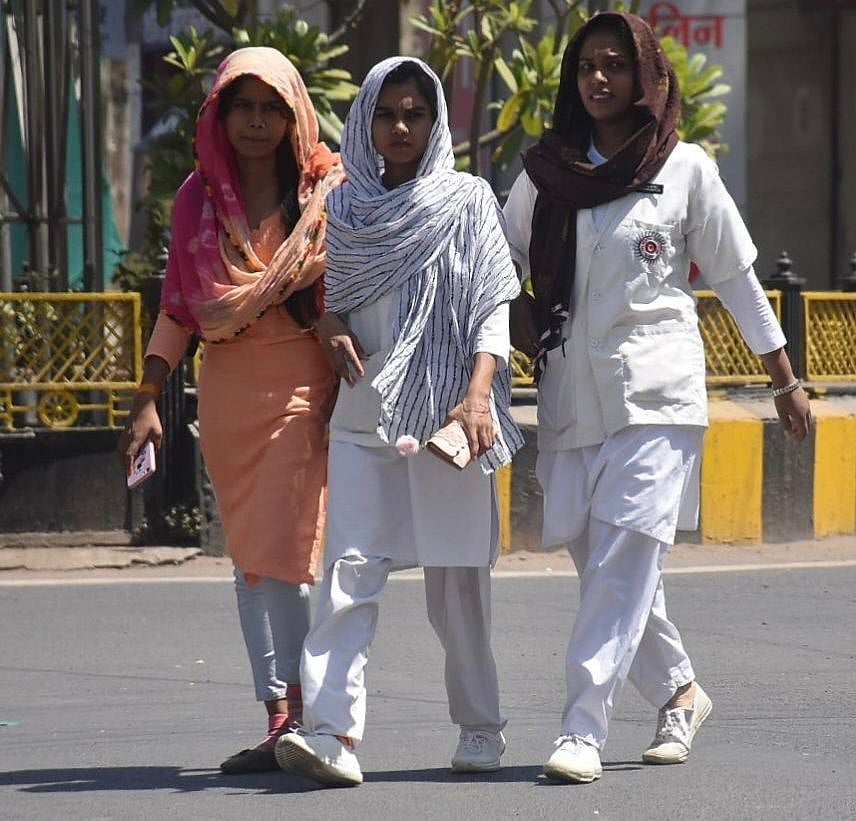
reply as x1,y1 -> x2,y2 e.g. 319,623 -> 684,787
467,57 -> 492,176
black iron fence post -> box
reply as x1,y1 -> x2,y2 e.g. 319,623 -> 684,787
762,251 -> 805,380
838,252 -> 856,292
138,264 -> 196,543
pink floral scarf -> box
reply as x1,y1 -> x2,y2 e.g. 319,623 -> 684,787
160,47 -> 344,341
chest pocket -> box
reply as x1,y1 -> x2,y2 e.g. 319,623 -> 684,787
617,218 -> 678,290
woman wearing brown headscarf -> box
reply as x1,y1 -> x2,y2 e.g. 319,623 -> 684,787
503,13 -> 810,783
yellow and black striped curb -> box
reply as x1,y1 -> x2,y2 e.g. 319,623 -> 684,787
500,394 -> 856,550
700,394 -> 856,544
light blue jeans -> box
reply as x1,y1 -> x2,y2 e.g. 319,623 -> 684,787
233,566 -> 311,702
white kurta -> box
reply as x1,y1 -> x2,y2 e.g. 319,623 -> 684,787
537,425 -> 704,547
325,290 -> 507,569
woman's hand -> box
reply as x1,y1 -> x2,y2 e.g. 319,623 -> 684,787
447,352 -> 499,458
510,292 -> 539,358
314,312 -> 367,387
760,348 -> 812,443
445,395 -> 496,459
774,387 -> 812,442
118,395 -> 163,474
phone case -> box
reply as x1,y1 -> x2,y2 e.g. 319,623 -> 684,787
127,440 -> 157,489
426,420 -> 472,470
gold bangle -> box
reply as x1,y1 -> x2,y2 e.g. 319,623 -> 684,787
137,382 -> 161,398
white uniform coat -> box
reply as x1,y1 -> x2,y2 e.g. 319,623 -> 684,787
504,141 -> 757,453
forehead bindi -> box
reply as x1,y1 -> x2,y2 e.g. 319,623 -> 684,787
377,81 -> 429,111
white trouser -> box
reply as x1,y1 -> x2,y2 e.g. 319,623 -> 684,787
233,567 -> 311,701
562,518 -> 694,749
300,554 -> 505,744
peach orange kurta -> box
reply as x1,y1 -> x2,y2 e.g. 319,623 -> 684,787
153,211 -> 336,584
200,213 -> 335,584
197,306 -> 334,584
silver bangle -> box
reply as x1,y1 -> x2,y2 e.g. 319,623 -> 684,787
771,379 -> 801,398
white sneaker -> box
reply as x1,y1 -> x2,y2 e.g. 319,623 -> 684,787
544,735 -> 602,783
274,731 -> 363,787
643,683 -> 713,765
451,729 -> 506,773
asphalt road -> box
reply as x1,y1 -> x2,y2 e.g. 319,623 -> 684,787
1,563 -> 855,820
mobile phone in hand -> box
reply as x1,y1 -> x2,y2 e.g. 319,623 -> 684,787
127,440 -> 156,489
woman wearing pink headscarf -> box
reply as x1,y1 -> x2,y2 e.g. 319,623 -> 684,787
118,47 -> 344,771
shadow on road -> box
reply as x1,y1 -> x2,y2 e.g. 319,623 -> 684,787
0,766 -> 324,794
364,764 -> 544,784
0,760 -> 645,794
364,760 -> 642,784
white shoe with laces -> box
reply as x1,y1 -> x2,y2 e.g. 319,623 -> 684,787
451,729 -> 506,772
643,683 -> 713,765
544,735 -> 602,783
274,730 -> 363,787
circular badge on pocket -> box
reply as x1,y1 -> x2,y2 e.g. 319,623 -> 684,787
633,230 -> 667,263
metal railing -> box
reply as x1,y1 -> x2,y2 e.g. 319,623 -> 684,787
2,277 -> 855,430
696,290 -> 782,385
0,292 -> 142,430
803,292 -> 856,381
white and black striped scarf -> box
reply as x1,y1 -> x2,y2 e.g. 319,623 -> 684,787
325,56 -> 522,471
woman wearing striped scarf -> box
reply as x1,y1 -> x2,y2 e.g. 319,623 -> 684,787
275,57 -> 522,786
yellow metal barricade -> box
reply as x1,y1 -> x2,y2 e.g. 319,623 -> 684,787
803,292 -> 856,381
510,348 -> 534,387
695,290 -> 782,385
0,292 -> 142,430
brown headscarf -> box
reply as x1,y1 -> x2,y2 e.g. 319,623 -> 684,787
521,12 -> 680,377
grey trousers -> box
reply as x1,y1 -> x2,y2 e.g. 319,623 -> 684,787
233,566 -> 311,701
